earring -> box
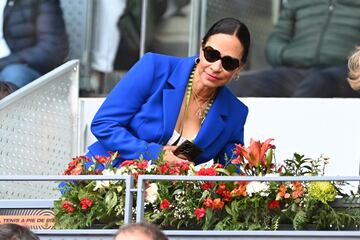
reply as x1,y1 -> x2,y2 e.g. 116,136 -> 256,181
195,57 -> 200,64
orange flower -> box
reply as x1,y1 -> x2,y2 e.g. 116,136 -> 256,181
292,181 -> 304,199
231,184 -> 247,197
212,198 -> 224,209
203,198 -> 213,208
277,184 -> 287,197
234,138 -> 274,168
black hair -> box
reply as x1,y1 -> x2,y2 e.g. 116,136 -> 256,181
114,222 -> 168,240
0,224 -> 39,240
202,17 -> 251,64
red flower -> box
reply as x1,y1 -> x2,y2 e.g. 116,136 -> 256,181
64,156 -> 89,175
169,167 -> 181,175
62,200 -> 75,214
194,208 -> 206,220
120,160 -> 135,167
201,182 -> 214,190
160,199 -> 171,209
95,155 -> 111,165
80,198 -> 93,210
179,162 -> 190,171
268,200 -> 280,209
222,190 -> 232,202
196,167 -> 216,176
215,183 -> 226,195
158,163 -> 170,174
136,161 -> 148,170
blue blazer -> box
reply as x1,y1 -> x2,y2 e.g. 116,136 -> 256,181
88,53 -> 248,166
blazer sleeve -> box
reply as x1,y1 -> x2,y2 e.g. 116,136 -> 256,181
91,53 -> 163,160
265,2 -> 295,67
215,105 -> 248,166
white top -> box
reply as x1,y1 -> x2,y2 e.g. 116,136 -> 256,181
0,0 -> 11,58
166,130 -> 190,146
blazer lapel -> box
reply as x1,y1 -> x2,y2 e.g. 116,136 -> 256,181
194,87 -> 229,150
161,56 -> 197,142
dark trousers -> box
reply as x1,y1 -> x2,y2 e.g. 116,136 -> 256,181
227,65 -> 360,98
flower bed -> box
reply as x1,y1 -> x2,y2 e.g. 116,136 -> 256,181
54,139 -> 360,230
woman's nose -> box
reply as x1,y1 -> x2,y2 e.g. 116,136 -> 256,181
210,60 -> 222,72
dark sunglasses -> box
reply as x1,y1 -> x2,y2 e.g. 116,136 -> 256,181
202,46 -> 240,71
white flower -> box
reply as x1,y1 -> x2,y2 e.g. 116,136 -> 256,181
145,183 -> 159,203
146,164 -> 156,173
117,166 -> 128,175
246,181 -> 269,197
93,169 -> 116,191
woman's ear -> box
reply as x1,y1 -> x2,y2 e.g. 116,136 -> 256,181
238,63 -> 246,72
232,63 -> 246,79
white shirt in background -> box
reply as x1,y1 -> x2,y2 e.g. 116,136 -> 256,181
0,0 -> 11,58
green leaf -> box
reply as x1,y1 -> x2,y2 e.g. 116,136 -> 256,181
105,191 -> 118,213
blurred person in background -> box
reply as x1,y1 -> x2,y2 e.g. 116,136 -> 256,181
227,0 -> 360,98
0,223 -> 39,240
0,0 -> 68,100
114,222 -> 168,240
347,46 -> 360,93
90,0 -> 126,95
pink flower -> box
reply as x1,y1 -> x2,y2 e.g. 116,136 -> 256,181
194,208 -> 206,220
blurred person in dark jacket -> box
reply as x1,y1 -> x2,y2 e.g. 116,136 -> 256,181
227,0 -> 360,98
0,0 -> 68,99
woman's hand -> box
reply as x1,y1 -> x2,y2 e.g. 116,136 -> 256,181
162,145 -> 191,165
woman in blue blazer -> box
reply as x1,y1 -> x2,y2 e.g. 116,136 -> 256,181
88,18 -> 250,166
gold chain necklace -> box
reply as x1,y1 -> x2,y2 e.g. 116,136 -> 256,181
191,87 -> 215,121
185,68 -> 215,124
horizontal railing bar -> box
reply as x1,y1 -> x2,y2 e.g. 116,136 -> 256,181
33,229 -> 360,236
164,230 -> 360,236
34,229 -> 117,235
0,175 -> 132,181
1,175 -> 359,182
0,199 -> 55,208
138,175 -> 360,182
